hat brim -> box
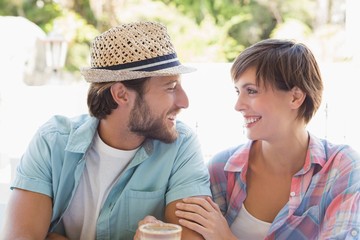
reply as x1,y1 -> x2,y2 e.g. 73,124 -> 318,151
81,65 -> 196,83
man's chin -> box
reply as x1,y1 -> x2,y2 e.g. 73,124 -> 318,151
159,131 -> 178,143
135,128 -> 178,143
156,129 -> 179,143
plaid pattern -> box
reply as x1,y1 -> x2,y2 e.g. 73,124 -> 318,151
208,134 -> 360,239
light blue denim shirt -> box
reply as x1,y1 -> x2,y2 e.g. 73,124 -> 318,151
12,114 -> 211,240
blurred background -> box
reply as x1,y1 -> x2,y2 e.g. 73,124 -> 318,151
1,0 -> 359,228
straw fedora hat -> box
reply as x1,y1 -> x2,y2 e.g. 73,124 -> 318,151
81,21 -> 195,82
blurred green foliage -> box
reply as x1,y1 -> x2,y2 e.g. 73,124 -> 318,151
0,0 -> 62,31
0,0 -> 346,74
0,0 -> 99,75
47,10 -> 99,73
157,0 -> 317,60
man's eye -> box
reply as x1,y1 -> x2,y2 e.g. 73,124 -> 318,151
168,84 -> 177,91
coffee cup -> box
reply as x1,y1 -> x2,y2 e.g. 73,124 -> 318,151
139,222 -> 182,240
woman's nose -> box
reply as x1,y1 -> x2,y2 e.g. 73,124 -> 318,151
234,94 -> 246,112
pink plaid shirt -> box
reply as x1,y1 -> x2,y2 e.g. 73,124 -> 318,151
208,134 -> 360,239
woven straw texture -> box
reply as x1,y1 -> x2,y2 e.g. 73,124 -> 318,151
81,21 -> 195,82
91,22 -> 175,68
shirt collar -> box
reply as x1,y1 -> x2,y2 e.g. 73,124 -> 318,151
224,141 -> 252,172
296,133 -> 327,175
65,115 -> 99,153
224,133 -> 326,175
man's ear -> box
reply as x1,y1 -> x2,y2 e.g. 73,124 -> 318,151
110,82 -> 128,105
290,86 -> 306,109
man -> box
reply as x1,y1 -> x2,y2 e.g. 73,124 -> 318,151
1,21 -> 211,240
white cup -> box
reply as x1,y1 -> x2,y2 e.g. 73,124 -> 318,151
139,222 -> 182,240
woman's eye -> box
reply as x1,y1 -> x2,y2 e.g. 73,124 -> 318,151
247,88 -> 257,94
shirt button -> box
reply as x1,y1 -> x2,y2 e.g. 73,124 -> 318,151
290,192 -> 296,197
351,228 -> 358,237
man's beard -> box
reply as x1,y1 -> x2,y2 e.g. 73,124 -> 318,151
128,96 -> 178,143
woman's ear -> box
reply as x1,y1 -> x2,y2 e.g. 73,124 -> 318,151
110,82 -> 128,105
290,86 -> 306,109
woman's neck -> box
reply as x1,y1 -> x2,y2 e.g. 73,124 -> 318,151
250,130 -> 309,176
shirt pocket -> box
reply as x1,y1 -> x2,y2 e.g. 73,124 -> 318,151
125,187 -> 166,231
284,205 -> 320,238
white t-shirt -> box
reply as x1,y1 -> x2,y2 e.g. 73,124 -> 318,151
63,132 -> 138,240
230,204 -> 272,240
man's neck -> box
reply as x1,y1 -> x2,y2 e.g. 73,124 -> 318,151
97,118 -> 145,150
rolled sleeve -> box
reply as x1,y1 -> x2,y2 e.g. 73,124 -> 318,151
11,128 -> 53,197
166,124 -> 211,204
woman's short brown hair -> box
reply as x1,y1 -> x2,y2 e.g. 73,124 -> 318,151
87,77 -> 150,119
231,39 -> 323,124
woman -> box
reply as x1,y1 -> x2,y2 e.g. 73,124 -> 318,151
174,39 -> 360,239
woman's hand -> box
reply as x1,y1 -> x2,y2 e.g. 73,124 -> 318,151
175,196 -> 237,240
133,215 -> 164,240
